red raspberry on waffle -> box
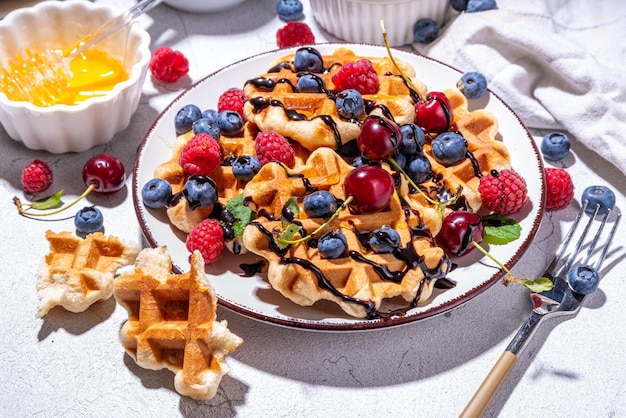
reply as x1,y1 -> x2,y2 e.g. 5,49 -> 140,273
254,130 -> 295,168
331,58 -> 380,95
186,218 -> 225,264
217,88 -> 247,122
178,133 -> 221,176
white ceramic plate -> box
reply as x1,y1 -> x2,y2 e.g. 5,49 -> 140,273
133,43 -> 545,331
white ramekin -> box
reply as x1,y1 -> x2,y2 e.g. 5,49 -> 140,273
310,0 -> 452,46
0,0 -> 151,154
163,0 -> 248,13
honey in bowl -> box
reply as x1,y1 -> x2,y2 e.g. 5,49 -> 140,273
0,47 -> 128,107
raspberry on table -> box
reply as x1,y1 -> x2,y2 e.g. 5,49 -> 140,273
545,167 -> 574,211
254,130 -> 295,168
478,169 -> 528,214
179,133 -> 221,176
150,46 -> 189,83
21,159 -> 53,194
217,88 -> 247,122
276,22 -> 315,48
185,218 -> 225,264
331,59 -> 380,95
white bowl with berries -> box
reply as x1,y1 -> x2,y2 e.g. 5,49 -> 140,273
309,0 -> 453,46
0,0 -> 151,153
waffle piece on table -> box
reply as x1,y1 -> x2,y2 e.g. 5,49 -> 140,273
242,147 -> 451,319
243,46 -> 424,152
36,230 -> 139,318
114,246 -> 243,401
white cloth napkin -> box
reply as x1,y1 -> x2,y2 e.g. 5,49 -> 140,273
416,0 -> 626,174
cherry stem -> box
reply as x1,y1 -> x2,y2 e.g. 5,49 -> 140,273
278,195 -> 354,245
470,239 -> 515,280
16,183 -> 96,219
380,20 -> 425,102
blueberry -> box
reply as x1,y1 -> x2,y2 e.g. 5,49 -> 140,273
400,124 -> 425,155
175,104 -> 202,135
303,190 -> 338,218
431,132 -> 468,165
540,132 -> 571,161
582,185 -> 616,215
216,110 -> 244,137
297,73 -> 325,93
184,175 -> 218,210
317,230 -> 348,259
407,153 -> 432,184
193,117 -> 221,140
413,18 -> 440,44
293,47 -> 323,73
393,152 -> 407,172
567,264 -> 600,295
74,206 -> 104,235
276,0 -> 303,22
335,89 -> 365,119
369,226 -> 401,253
467,0 -> 498,13
451,0 -> 469,11
232,155 -> 261,181
457,71 -> 488,99
351,155 -> 367,167
142,178 -> 172,208
202,109 -> 219,124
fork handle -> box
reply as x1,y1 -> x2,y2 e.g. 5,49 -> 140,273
459,351 -> 517,418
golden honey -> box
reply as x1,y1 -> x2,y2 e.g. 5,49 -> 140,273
0,47 -> 128,107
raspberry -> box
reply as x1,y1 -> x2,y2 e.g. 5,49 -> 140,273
254,130 -> 295,168
331,59 -> 380,95
545,168 -> 574,211
186,219 -> 225,264
149,46 -> 189,83
217,88 -> 247,122
276,22 -> 315,48
179,133 -> 221,176
21,159 -> 53,194
478,169 -> 528,214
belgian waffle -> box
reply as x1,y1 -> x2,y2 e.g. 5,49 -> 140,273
114,246 -> 243,400
36,230 -> 139,318
242,147 -> 451,319
243,46 -> 425,152
400,87 -> 512,236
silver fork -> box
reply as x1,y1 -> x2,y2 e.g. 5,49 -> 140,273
460,201 -> 621,418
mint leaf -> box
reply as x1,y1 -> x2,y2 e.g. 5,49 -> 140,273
521,277 -> 553,293
277,223 -> 302,249
30,190 -> 64,210
482,214 -> 521,245
225,193 -> 254,237
281,197 -> 299,228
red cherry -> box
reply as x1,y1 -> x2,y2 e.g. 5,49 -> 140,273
414,91 -> 454,134
356,115 -> 402,161
82,154 -> 126,194
343,166 -> 394,213
436,211 -> 483,257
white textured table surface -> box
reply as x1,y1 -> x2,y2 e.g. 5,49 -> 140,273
1,1 -> 625,417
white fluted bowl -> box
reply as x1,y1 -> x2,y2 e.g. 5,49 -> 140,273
0,0 -> 151,154
310,0 -> 452,46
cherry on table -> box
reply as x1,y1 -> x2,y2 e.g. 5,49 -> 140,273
82,154 -> 126,194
